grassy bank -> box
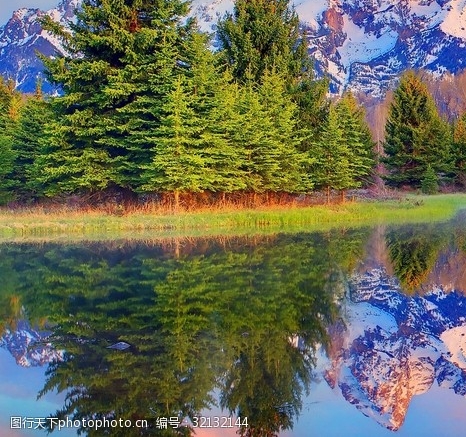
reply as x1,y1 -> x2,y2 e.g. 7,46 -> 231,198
0,193 -> 465,241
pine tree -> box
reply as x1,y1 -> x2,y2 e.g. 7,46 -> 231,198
256,69 -> 304,193
140,76 -> 208,209
10,84 -> 53,200
335,92 -> 375,187
383,71 -> 452,188
310,105 -> 353,203
197,70 -> 248,195
452,117 -> 466,187
136,33 -> 247,200
291,75 -> 329,150
217,0 -> 329,179
172,34 -> 246,195
226,74 -> 302,195
217,0 -> 307,85
0,78 -> 21,203
38,0 -> 196,195
421,164 -> 439,194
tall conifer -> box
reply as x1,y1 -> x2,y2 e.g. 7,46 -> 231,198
383,71 -> 452,188
0,78 -> 21,203
11,84 -> 53,200
310,106 -> 352,203
38,0 -> 195,195
217,0 -> 306,85
452,117 -> 466,187
335,92 -> 375,187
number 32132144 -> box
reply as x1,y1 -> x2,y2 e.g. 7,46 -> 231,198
191,416 -> 248,428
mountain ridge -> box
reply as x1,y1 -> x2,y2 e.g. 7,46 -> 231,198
2,0 -> 466,95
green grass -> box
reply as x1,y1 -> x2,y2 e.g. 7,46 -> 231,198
0,193 -> 465,242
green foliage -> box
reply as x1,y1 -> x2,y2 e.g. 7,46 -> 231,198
10,86 -> 54,200
452,117 -> 466,187
291,75 -> 329,151
217,0 -> 307,84
236,72 -> 304,193
0,77 -> 21,203
37,0 -> 196,195
335,92 -> 375,186
421,164 -> 439,194
383,71 -> 452,188
140,75 -> 211,204
216,0 -> 329,179
1,232 -> 362,435
386,224 -> 447,292
309,105 -> 353,200
137,35 -> 247,200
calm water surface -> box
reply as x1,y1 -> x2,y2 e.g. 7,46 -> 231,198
2,217 -> 466,436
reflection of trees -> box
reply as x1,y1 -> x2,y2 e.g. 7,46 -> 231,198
386,225 -> 448,293
0,231 -> 368,436
217,231 -> 366,437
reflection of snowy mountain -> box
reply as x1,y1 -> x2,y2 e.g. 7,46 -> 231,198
0,320 -> 63,367
325,268 -> 466,431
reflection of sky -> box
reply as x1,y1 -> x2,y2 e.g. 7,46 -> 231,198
0,348 -> 74,437
283,379 -> 466,437
3,341 -> 466,437
187,378 -> 466,437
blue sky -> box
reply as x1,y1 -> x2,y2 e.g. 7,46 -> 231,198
0,1 -> 57,25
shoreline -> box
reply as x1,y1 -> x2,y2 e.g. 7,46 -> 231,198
0,193 -> 465,241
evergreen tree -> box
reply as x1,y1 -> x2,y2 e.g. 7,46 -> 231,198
421,164 -> 439,194
335,92 -> 375,187
196,69 -> 248,195
451,117 -> 466,187
136,33 -> 251,202
140,76 -> 209,208
217,0 -> 329,181
188,40 -> 247,196
10,84 -> 53,200
310,105 -> 353,203
230,74 -> 303,194
38,0 -> 196,195
217,0 -> 307,85
383,71 -> 452,188
291,74 -> 329,150
256,69 -> 305,193
0,77 -> 21,203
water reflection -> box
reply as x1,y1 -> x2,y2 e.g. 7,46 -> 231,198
1,220 -> 466,435
0,230 -> 367,436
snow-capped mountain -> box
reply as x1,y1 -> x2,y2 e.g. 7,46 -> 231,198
324,268 -> 466,431
0,0 -> 78,92
0,320 -> 63,367
2,0 -> 466,95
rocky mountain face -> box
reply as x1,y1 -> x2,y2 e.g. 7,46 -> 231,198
324,268 -> 466,431
0,0 -> 78,93
309,0 -> 466,96
0,320 -> 63,367
2,0 -> 466,96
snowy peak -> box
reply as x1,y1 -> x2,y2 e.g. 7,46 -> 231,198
2,0 -> 466,95
0,0 -> 77,92
325,268 -> 466,430
0,320 -> 63,367
0,9 -> 42,48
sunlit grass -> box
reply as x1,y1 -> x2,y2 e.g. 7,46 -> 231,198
0,193 -> 465,241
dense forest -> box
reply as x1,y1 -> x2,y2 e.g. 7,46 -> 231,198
0,0 -> 466,208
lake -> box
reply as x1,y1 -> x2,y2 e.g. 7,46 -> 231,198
1,215 -> 466,436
